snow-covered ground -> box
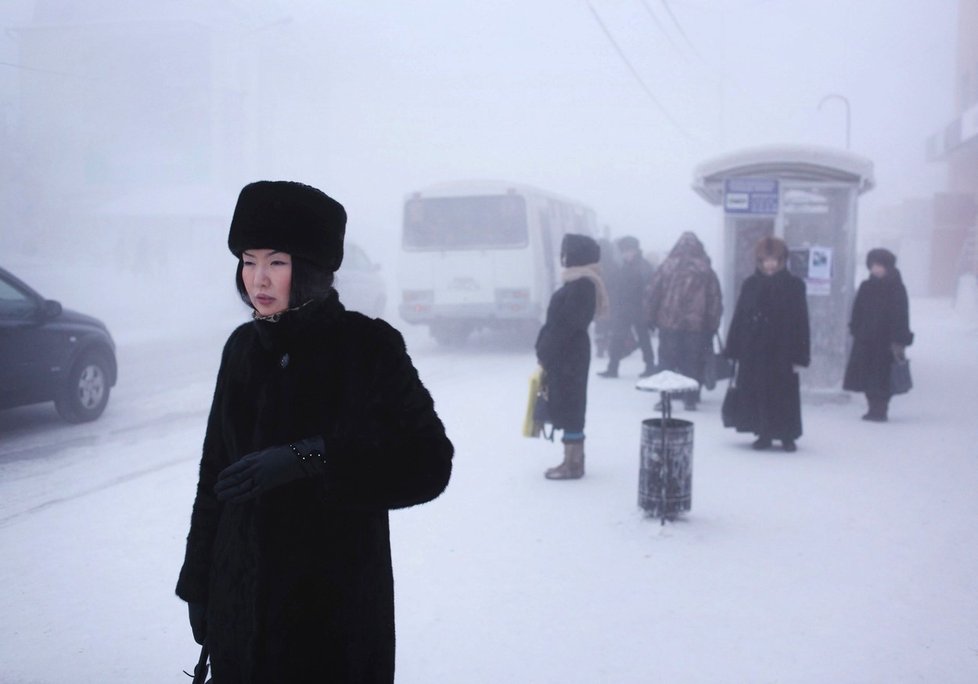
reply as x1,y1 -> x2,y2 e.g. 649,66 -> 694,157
1,273 -> 977,681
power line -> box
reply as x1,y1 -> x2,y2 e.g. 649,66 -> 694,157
636,0 -> 686,58
585,1 -> 693,140
658,0 -> 702,59
0,60 -> 95,80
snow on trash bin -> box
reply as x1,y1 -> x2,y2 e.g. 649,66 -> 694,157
635,370 -> 698,522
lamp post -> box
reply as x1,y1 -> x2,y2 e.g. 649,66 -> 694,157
818,93 -> 851,150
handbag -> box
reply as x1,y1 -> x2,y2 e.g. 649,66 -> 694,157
721,363 -> 743,428
890,358 -> 912,395
703,332 -> 735,391
523,368 -> 554,439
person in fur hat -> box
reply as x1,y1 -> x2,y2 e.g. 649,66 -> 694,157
535,233 -> 609,479
597,235 -> 656,378
175,180 -> 453,683
843,247 -> 914,421
724,236 -> 810,452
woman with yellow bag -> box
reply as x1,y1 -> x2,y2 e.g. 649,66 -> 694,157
533,234 -> 609,479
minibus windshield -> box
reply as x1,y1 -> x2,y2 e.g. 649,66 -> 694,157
403,195 -> 528,250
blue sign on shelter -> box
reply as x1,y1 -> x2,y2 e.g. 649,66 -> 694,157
723,178 -> 779,214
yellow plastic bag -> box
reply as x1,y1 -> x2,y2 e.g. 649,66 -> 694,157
522,367 -> 544,438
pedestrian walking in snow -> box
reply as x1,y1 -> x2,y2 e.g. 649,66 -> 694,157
645,231 -> 723,410
175,180 -> 453,682
598,235 -> 656,378
535,234 -> 609,479
724,236 -> 810,451
843,248 -> 914,421
593,237 -> 620,358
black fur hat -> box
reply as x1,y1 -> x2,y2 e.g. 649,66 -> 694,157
866,247 -> 896,271
616,235 -> 640,253
228,181 -> 347,272
562,233 -> 601,267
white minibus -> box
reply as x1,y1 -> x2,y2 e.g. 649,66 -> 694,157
398,180 -> 598,345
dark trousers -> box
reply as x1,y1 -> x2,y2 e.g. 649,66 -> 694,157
606,316 -> 654,370
658,329 -> 710,402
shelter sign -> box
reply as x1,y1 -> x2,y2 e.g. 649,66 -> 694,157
723,178 -> 779,214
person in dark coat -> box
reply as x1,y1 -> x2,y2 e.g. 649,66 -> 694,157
645,231 -> 723,410
175,181 -> 453,683
598,235 -> 656,378
843,248 -> 914,421
535,234 -> 609,479
725,236 -> 810,452
593,237 -> 619,358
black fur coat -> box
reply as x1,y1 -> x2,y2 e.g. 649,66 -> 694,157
725,268 -> 810,440
843,270 -> 913,395
176,293 -> 453,683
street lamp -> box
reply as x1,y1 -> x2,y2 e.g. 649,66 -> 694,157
818,93 -> 851,151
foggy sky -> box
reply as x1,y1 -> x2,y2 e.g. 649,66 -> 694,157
0,0 -> 958,269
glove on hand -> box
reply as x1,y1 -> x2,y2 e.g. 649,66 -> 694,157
188,602 -> 207,645
214,435 -> 326,504
891,343 -> 907,361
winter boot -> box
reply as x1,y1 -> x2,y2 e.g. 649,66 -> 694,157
638,362 -> 657,378
545,441 -> 585,480
752,435 -> 773,450
598,361 -> 619,378
862,396 -> 888,422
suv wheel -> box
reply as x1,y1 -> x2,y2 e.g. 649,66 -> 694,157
55,351 -> 112,423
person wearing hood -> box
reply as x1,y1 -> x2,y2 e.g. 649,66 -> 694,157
175,181 -> 454,682
535,234 -> 609,479
843,248 -> 914,421
645,231 -> 723,410
724,237 -> 810,452
598,235 -> 656,378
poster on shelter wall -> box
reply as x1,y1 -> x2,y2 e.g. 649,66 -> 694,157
806,247 -> 832,295
788,246 -> 833,296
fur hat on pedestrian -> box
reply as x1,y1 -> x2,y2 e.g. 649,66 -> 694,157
616,235 -> 641,253
866,247 -> 896,271
228,181 -> 347,273
562,233 -> 601,267
754,236 -> 788,266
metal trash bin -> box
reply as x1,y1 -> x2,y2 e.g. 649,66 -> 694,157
639,417 -> 693,521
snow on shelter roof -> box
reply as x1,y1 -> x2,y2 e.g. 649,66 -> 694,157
692,144 -> 875,205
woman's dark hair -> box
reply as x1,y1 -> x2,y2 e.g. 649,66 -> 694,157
754,236 -> 788,266
235,255 -> 335,309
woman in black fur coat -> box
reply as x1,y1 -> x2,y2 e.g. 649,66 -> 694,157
534,234 -> 609,479
724,237 -> 810,452
843,248 -> 913,421
176,181 -> 453,683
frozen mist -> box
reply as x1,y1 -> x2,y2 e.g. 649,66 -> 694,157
1,1 -> 976,682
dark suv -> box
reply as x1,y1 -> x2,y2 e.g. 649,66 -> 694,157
0,266 -> 117,422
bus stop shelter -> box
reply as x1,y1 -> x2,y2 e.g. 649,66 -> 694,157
692,144 -> 875,392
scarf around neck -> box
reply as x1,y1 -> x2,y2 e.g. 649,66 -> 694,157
562,264 -> 610,320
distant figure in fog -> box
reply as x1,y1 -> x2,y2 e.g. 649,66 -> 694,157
598,235 -> 655,378
645,231 -> 723,410
843,248 -> 913,421
725,236 -> 810,452
175,180 -> 453,682
535,234 -> 609,479
593,237 -> 619,358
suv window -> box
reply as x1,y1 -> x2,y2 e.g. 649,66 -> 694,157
0,276 -> 35,320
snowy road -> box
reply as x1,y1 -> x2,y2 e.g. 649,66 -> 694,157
2,300 -> 977,683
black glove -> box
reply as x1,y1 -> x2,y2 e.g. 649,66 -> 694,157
188,602 -> 207,645
214,436 -> 327,504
